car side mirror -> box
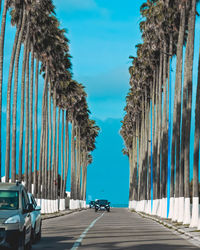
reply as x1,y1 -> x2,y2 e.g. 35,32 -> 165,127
27,203 -> 34,212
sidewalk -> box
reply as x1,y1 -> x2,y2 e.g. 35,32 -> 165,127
41,208 -> 87,220
133,210 -> 200,247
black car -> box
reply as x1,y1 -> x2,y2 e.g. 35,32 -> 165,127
89,201 -> 95,208
95,199 -> 110,212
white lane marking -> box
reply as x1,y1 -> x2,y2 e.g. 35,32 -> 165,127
71,212 -> 105,250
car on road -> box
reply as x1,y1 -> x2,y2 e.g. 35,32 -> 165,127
0,182 -> 33,249
95,199 -> 110,212
89,201 -> 95,208
28,193 -> 42,243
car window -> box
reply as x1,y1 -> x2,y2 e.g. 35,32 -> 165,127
31,196 -> 37,208
22,190 -> 29,210
0,191 -> 19,210
99,200 -> 108,205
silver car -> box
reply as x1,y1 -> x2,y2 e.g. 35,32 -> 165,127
0,182 -> 33,249
28,193 -> 42,242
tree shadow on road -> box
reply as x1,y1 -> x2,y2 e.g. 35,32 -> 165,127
32,236 -> 74,249
79,242 -> 198,249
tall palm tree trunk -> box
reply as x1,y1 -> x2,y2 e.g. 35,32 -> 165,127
172,5 -> 186,221
28,45 -> 34,192
33,58 -> 39,196
76,126 -> 81,200
52,85 -> 57,201
18,27 -> 29,182
44,84 -> 48,201
48,83 -> 52,200
60,110 -> 64,198
0,0 -> 8,180
191,40 -> 200,228
56,108 -> 60,201
38,65 -> 49,199
157,52 -> 163,209
5,10 -> 23,180
24,45 -> 30,189
10,8 -> 26,182
71,119 -> 76,200
63,112 -> 69,198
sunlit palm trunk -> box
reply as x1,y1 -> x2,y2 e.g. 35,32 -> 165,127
28,45 -> 34,192
180,0 -> 196,224
76,126 -> 81,200
33,58 -> 39,197
60,110 -> 64,198
10,8 -> 26,182
192,41 -> 200,228
63,113 -> 69,198
128,144 -> 133,203
38,65 -> 49,200
56,108 -> 60,201
5,11 -> 22,180
152,70 -> 157,213
153,67 -> 159,203
70,119 -> 76,200
48,83 -> 52,200
52,85 -> 57,201
182,0 -> 196,225
161,41 -> 168,218
0,0 -> 8,180
131,125 -> 137,208
41,94 -> 47,202
156,52 -> 163,212
24,44 -> 30,189
171,5 -> 186,222
44,86 -> 48,203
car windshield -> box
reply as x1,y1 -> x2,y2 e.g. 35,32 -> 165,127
98,200 -> 108,205
0,191 -> 19,210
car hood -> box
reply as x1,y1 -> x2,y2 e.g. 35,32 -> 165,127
0,210 -> 19,223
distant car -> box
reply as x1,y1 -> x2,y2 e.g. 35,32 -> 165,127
0,182 -> 33,249
28,193 -> 42,243
95,199 -> 110,212
89,201 -> 95,208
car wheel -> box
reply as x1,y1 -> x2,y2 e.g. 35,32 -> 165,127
25,239 -> 32,250
36,222 -> 42,241
31,225 -> 36,244
17,232 -> 25,250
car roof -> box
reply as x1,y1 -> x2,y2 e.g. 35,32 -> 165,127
0,182 -> 24,191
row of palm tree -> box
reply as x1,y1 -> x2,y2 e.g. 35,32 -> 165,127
121,0 -> 200,228
0,0 -> 99,212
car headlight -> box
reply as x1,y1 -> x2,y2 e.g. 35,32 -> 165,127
5,215 -> 20,224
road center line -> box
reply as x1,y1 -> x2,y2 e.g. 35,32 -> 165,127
71,212 -> 105,250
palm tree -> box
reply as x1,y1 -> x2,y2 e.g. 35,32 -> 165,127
5,3 -> 24,181
0,0 -> 8,179
33,58 -> 39,196
170,1 -> 186,221
181,0 -> 196,224
28,44 -> 34,192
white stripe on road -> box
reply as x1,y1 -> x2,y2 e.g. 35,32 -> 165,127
71,212 -> 105,250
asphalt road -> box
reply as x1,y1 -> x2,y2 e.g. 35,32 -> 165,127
32,208 -> 200,250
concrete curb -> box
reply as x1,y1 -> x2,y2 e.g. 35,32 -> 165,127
41,208 -> 87,220
131,210 -> 200,245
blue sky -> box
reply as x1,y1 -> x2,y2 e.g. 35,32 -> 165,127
54,0 -> 145,205
55,0 -> 143,120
